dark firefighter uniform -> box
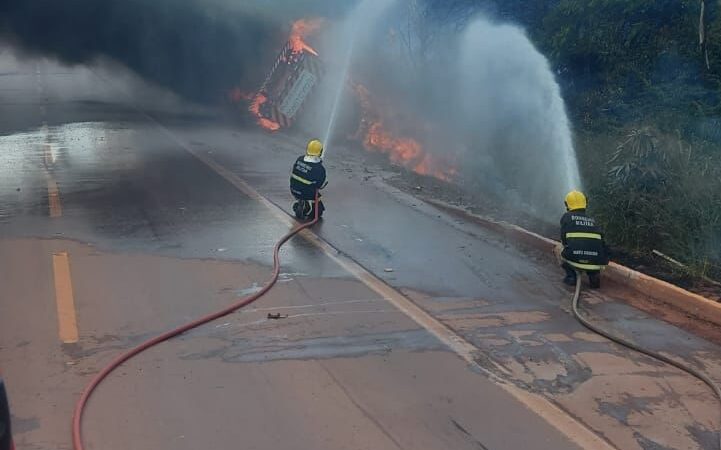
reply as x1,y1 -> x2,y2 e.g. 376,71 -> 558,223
561,191 -> 609,288
290,139 -> 327,220
290,155 -> 326,201
0,378 -> 12,450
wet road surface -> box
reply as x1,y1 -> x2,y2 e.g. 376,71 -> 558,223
1,53 -> 720,450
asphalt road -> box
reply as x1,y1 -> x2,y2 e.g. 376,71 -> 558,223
1,51 -> 720,450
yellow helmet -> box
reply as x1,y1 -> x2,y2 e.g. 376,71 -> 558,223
306,139 -> 324,158
565,190 -> 587,211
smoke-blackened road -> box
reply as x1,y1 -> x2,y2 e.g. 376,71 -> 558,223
1,55 -> 720,450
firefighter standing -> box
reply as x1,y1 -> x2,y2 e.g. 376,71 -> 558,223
561,191 -> 609,288
290,139 -> 327,220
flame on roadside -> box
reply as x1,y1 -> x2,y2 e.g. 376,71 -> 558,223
353,83 -> 457,181
365,122 -> 456,181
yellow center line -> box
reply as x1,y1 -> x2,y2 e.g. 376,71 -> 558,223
52,252 -> 79,344
41,134 -> 62,218
47,175 -> 62,218
43,143 -> 53,168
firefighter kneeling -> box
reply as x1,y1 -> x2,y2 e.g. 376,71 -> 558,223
290,139 -> 327,221
561,191 -> 609,289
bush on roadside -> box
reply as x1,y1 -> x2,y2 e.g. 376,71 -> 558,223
587,127 -> 721,279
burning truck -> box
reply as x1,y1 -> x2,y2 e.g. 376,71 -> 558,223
247,19 -> 324,131
232,18 -> 457,183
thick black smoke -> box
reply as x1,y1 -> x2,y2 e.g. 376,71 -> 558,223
0,0 -> 314,102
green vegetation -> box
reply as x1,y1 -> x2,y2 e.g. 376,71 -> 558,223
581,128 -> 721,278
537,0 -> 721,277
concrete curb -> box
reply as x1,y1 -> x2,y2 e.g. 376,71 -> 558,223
426,199 -> 721,327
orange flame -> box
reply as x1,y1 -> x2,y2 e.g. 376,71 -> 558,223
290,18 -> 322,56
353,83 -> 457,181
365,122 -> 456,181
227,89 -> 279,131
249,94 -> 281,131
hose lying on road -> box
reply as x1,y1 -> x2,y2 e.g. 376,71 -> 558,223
72,197 -> 321,450
571,275 -> 721,449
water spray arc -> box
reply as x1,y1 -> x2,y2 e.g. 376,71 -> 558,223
322,25 -> 358,156
320,0 -> 396,157
317,10 -> 583,218
457,18 -> 582,218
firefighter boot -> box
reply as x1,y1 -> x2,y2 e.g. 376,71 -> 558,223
588,272 -> 601,289
293,201 -> 311,220
292,201 -> 303,219
563,264 -> 577,286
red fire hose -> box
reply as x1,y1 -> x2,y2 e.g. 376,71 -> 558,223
571,275 -> 721,449
72,197 -> 321,450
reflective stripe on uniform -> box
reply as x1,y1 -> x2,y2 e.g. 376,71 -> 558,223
291,174 -> 313,185
563,258 -> 604,271
566,232 -> 603,240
